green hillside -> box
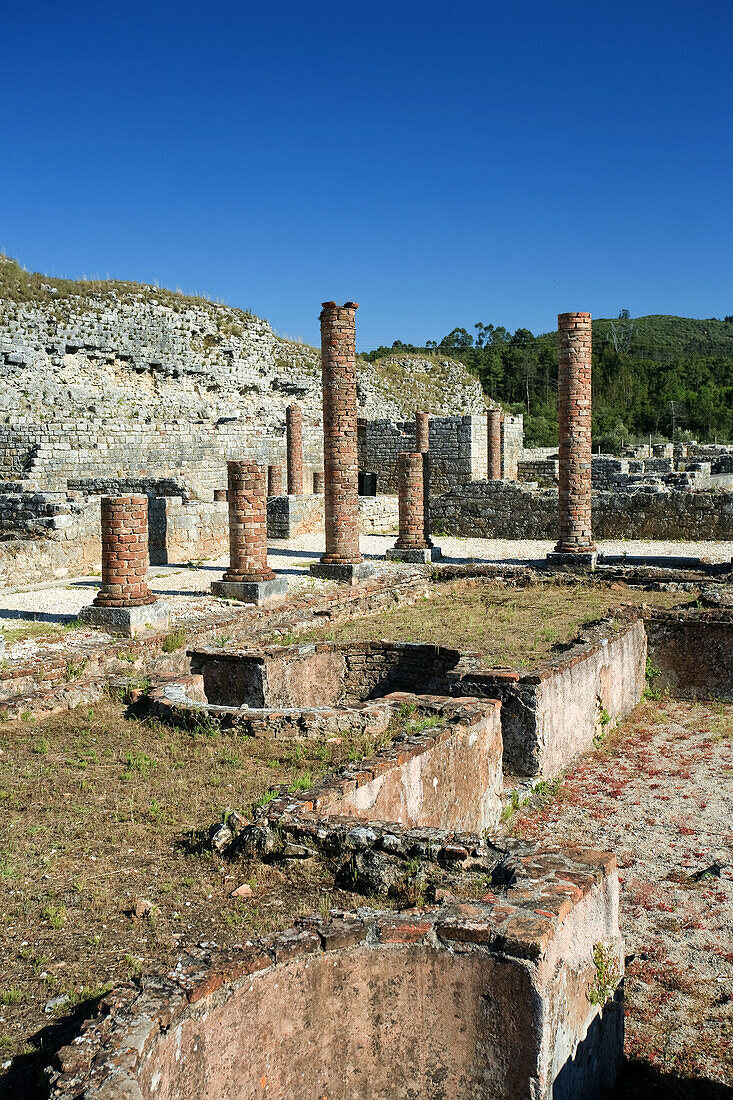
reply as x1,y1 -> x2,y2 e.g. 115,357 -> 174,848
365,314 -> 733,448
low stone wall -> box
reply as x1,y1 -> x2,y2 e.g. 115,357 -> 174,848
50,839 -> 623,1100
432,480 -> 733,541
453,620 -> 647,777
645,609 -> 733,700
358,414 -> 488,493
189,641 -> 464,709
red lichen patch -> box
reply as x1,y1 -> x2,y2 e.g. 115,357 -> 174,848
505,699 -> 733,1093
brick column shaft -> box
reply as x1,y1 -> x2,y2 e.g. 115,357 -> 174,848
395,452 -> 430,550
94,496 -> 155,608
556,312 -> 595,552
414,410 -> 432,545
286,405 -> 304,495
415,410 -> 430,454
487,409 -> 503,480
223,461 -> 275,582
313,470 -> 325,494
268,464 -> 283,497
320,302 -> 362,564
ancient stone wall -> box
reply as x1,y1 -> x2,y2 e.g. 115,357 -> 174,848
431,481 -> 733,541
358,414 -> 489,493
644,609 -> 733,700
501,413 -> 524,479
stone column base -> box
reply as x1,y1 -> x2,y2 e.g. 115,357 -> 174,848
79,600 -> 170,638
211,576 -> 288,605
385,546 -> 443,564
545,551 -> 598,572
309,561 -> 376,585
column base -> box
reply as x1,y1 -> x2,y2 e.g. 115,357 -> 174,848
545,551 -> 598,572
309,561 -> 376,585
211,576 -> 288,605
385,546 -> 443,564
79,600 -> 170,638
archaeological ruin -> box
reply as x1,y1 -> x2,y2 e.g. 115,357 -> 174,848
0,277 -> 731,1100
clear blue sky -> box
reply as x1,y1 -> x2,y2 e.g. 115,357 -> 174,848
2,0 -> 731,350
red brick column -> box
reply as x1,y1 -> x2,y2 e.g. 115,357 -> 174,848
319,302 -> 362,564
312,470 -> 324,494
286,405 -> 304,495
394,452 -> 429,550
487,409 -> 503,480
414,410 -> 432,545
222,461 -> 275,582
267,464 -> 283,497
415,410 -> 430,454
93,496 -> 156,608
556,312 -> 595,552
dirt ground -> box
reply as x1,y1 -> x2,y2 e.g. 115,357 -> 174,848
506,699 -> 733,1097
0,699 -> 402,1097
301,579 -> 694,666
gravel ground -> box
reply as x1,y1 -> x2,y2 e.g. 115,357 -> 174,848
509,699 -> 733,1092
0,533 -> 728,665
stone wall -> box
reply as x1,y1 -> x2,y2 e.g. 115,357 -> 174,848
453,620 -> 647,777
432,480 -> 733,541
358,414 -> 488,493
49,839 -> 623,1100
644,609 -> 733,700
501,413 -> 524,479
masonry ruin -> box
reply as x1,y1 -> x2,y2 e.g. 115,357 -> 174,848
1,287 -> 732,1099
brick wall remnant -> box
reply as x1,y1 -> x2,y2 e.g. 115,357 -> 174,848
221,461 -> 275,582
394,452 -> 431,551
319,302 -> 362,565
267,464 -> 283,497
556,313 -> 595,553
487,409 -> 503,480
93,495 -> 156,608
313,469 -> 324,494
286,405 -> 304,495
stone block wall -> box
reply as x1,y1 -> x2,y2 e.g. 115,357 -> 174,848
501,413 -> 523,479
358,414 -> 489,493
644,610 -> 733,700
431,480 -> 733,541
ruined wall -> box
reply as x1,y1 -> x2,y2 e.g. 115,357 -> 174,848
454,621 -> 647,777
358,414 -> 488,493
501,413 -> 523,479
432,481 -> 733,541
645,610 -> 733,700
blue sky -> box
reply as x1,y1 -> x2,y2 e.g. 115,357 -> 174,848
1,0 -> 731,349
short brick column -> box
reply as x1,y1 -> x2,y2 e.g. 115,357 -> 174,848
286,405 -> 304,495
487,409 -> 503,480
268,464 -> 284,497
549,312 -> 596,567
79,496 -> 169,636
386,452 -> 441,563
312,470 -> 325,494
212,462 -> 287,604
310,302 -> 374,584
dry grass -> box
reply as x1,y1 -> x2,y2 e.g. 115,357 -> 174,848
0,700 -> 394,1095
300,579 -> 692,666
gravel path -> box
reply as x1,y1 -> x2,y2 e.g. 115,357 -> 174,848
509,699 -> 733,1092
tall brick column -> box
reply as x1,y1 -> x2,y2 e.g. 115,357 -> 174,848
268,464 -> 283,497
80,496 -> 169,636
550,312 -> 596,566
414,410 -> 433,547
286,405 -> 304,495
487,409 -> 503,480
212,462 -> 287,604
310,302 -> 373,583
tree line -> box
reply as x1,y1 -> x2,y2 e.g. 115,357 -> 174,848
363,313 -> 733,449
